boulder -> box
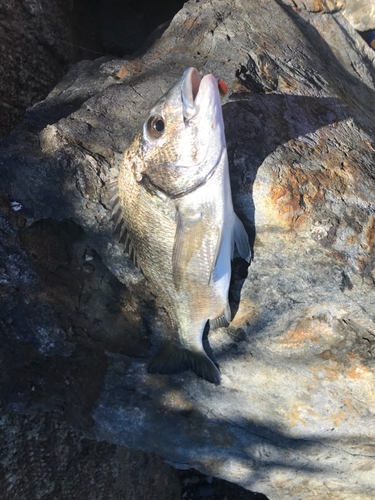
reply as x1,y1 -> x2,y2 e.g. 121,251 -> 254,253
1,0 -> 375,498
0,0 -> 103,141
0,402 -> 181,500
342,0 -> 375,31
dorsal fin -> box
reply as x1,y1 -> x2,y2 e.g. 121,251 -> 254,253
106,178 -> 141,271
107,179 -> 119,199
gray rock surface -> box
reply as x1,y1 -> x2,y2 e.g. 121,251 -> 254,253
0,402 -> 181,500
342,0 -> 375,31
0,0 -> 103,141
1,0 -> 375,498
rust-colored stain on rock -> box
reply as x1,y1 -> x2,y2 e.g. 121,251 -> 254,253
322,365 -> 340,381
346,364 -> 373,380
117,60 -> 145,79
231,299 -> 257,327
288,404 -> 307,426
183,17 -> 198,30
268,159 -> 351,230
328,409 -> 347,427
280,316 -> 334,347
287,404 -> 321,427
278,74 -> 297,92
366,216 -> 375,247
311,0 -> 343,12
161,390 -> 194,411
364,139 -> 375,151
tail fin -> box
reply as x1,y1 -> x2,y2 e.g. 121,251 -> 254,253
148,343 -> 220,384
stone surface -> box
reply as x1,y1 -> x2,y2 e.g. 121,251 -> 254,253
342,0 -> 375,31
0,403 -> 181,500
0,0 -> 103,141
1,0 -> 375,499
0,0 -> 186,141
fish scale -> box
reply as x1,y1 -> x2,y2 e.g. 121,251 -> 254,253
108,68 -> 251,384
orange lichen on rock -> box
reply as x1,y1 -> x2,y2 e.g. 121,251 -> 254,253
183,17 -> 198,30
230,299 -> 257,327
287,404 -> 321,427
366,216 -> 375,248
116,60 -> 145,79
280,315 -> 335,348
267,157 -> 352,230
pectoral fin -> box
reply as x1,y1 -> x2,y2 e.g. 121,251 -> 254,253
209,227 -> 224,284
172,210 -> 206,289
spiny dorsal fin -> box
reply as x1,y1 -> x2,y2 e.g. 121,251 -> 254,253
107,178 -> 141,272
107,179 -> 119,199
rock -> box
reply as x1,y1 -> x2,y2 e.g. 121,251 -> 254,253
1,0 -> 375,499
0,0 -> 186,141
342,0 -> 375,31
0,403 -> 181,500
0,0 -> 103,141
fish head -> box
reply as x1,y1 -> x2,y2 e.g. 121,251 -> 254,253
139,67 -> 226,198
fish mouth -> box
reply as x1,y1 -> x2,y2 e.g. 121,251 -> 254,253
181,67 -> 202,121
181,67 -> 223,124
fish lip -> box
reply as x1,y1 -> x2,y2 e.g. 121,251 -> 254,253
181,69 -> 222,124
181,67 -> 201,121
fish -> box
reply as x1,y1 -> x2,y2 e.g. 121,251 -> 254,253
107,67 -> 250,384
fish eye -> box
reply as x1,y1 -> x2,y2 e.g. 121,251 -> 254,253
147,115 -> 165,138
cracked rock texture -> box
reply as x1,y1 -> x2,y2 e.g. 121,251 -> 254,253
1,0 -> 375,498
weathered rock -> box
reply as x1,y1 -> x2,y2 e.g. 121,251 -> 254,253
342,0 -> 375,31
1,0 -> 375,499
0,403 -> 181,500
0,0 -> 103,141
0,0 -> 187,141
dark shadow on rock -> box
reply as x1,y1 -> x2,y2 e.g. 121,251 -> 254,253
90,353 -> 332,491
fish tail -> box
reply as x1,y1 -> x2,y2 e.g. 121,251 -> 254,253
148,343 -> 221,385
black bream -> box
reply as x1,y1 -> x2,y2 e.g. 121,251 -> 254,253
108,68 -> 250,384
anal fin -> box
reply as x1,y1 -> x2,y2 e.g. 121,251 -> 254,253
210,315 -> 229,330
234,214 -> 251,262
210,303 -> 231,330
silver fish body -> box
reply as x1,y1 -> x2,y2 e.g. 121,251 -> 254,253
108,68 -> 250,384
